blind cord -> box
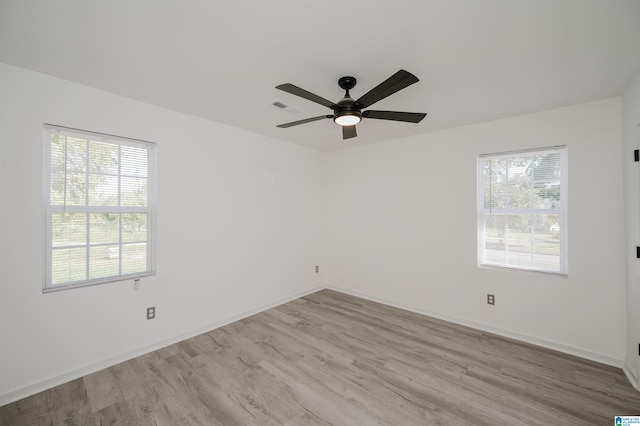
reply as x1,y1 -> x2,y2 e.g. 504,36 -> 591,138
63,135 -> 68,213
489,160 -> 493,214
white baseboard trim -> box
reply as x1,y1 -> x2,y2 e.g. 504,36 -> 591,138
0,285 -> 324,407
2,285 -> 631,407
327,286 -> 625,368
623,363 -> 640,391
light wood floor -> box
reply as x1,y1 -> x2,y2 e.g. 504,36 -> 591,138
1,289 -> 639,425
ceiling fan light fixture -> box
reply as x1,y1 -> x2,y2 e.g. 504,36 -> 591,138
333,112 -> 362,126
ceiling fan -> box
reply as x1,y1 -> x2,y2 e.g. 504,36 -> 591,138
275,69 -> 427,140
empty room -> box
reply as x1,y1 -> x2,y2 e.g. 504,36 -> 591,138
2,0 -> 640,424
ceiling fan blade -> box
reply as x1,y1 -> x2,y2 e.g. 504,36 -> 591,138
355,70 -> 419,108
363,110 -> 426,123
342,125 -> 357,139
276,83 -> 336,109
276,115 -> 331,128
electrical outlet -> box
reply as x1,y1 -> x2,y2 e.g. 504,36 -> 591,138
147,306 -> 155,320
487,294 -> 495,305
315,265 -> 319,273
134,278 -> 140,291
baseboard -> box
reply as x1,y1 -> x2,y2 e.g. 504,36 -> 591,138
623,363 -> 640,391
0,285 -> 324,407
2,284 -> 630,407
327,286 -> 625,368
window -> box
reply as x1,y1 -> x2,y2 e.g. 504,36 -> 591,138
477,146 -> 567,274
43,124 -> 156,291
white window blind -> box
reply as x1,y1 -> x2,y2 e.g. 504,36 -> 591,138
43,124 -> 156,291
477,146 -> 567,274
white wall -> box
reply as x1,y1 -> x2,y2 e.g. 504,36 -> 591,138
622,71 -> 640,388
325,98 -> 627,365
0,63 -> 325,404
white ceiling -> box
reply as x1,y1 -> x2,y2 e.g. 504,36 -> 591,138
1,0 -> 640,151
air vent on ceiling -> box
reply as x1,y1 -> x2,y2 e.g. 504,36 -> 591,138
270,100 -> 300,114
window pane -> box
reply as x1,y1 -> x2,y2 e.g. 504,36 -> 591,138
533,182 -> 560,209
121,176 -> 147,207
52,213 -> 87,247
90,213 -> 119,244
50,134 -> 66,170
507,182 -> 531,208
482,213 -> 505,265
50,135 -> 67,205
483,159 -> 508,209
89,173 -> 118,206
505,214 -> 532,237
548,216 -> 561,240
122,213 -> 147,242
486,182 -> 507,209
488,159 -> 507,183
504,214 -> 533,269
64,172 -> 87,205
483,214 -> 505,239
122,243 -> 147,274
121,146 -> 147,177
65,137 -> 87,171
50,169 -> 66,205
532,241 -> 560,270
537,213 -> 560,240
483,240 -> 507,265
89,140 -> 118,174
52,248 -> 86,284
89,245 -> 120,279
507,157 -> 531,180
533,152 -> 560,181
482,214 -> 507,265
506,249 -> 533,269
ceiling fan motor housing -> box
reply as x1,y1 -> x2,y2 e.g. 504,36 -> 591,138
333,96 -> 362,124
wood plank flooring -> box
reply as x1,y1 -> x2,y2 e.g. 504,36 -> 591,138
1,289 -> 639,425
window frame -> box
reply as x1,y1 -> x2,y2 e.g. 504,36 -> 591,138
477,146 -> 568,275
42,124 -> 157,292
